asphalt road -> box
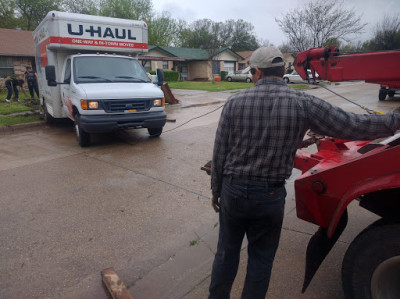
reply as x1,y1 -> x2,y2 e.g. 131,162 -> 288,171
0,82 -> 399,299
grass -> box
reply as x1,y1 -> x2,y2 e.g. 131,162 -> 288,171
168,81 -> 252,92
0,90 -> 41,126
167,80 -> 309,92
0,101 -> 33,114
0,114 -> 41,126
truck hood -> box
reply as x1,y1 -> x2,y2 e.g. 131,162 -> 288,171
77,82 -> 164,99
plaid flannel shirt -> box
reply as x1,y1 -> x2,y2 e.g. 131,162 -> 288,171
211,77 -> 400,198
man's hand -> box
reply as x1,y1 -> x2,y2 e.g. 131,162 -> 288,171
211,196 -> 220,213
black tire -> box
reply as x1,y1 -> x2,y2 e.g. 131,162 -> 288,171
227,77 -> 232,82
148,127 -> 162,137
342,221 -> 400,299
42,102 -> 54,124
74,114 -> 90,147
378,89 -> 387,101
246,77 -> 252,83
284,77 -> 290,84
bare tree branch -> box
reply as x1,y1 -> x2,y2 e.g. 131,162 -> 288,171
276,0 -> 366,51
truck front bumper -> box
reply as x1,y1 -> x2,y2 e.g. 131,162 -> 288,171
78,111 -> 166,133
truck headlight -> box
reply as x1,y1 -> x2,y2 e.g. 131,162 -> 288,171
153,98 -> 165,107
80,100 -> 99,110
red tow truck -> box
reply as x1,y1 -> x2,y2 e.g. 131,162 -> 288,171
294,47 -> 400,298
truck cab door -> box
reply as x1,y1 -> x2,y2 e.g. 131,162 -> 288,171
60,59 -> 74,118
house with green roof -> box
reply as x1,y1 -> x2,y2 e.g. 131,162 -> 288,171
139,46 -> 245,81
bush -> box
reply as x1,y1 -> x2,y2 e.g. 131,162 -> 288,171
148,70 -> 179,82
164,70 -> 179,82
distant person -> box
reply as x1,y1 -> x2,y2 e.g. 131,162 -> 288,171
5,75 -> 19,102
24,66 -> 39,99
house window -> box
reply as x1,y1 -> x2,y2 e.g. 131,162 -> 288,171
162,61 -> 168,70
212,61 -> 220,74
143,60 -> 151,72
0,57 -> 14,77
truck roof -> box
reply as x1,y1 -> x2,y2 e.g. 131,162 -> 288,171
35,11 -> 147,29
33,11 -> 148,56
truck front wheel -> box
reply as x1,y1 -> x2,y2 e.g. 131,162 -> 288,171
147,127 -> 162,137
74,114 -> 90,147
342,221 -> 400,299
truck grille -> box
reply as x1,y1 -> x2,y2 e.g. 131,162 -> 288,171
102,99 -> 152,113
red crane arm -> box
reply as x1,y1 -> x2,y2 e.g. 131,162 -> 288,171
294,46 -> 400,89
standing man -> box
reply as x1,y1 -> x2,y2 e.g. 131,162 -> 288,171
209,46 -> 400,299
24,66 -> 39,100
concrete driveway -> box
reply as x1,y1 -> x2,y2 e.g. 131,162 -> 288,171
0,82 -> 399,298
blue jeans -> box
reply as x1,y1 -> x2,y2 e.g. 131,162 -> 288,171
209,177 -> 286,299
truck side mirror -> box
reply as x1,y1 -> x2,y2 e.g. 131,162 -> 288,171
45,65 -> 57,86
156,68 -> 164,86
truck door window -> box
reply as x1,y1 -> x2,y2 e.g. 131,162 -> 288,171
64,59 -> 71,83
73,56 -> 151,84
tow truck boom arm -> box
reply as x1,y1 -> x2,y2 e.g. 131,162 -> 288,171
294,46 -> 400,89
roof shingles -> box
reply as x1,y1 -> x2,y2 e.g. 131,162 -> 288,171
0,28 -> 35,56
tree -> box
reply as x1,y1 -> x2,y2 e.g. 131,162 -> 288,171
276,0 -> 366,52
278,42 -> 295,53
62,0 -> 99,15
15,0 -> 62,30
367,15 -> 400,51
174,18 -> 259,51
98,0 -> 152,20
147,11 -> 178,46
0,0 -> 18,28
172,19 -> 193,47
227,19 -> 259,51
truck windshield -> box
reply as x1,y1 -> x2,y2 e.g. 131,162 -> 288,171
73,56 -> 151,84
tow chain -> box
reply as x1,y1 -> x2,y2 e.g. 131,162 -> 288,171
319,83 -> 384,115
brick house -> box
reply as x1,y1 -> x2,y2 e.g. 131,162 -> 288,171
0,28 -> 36,89
140,46 -> 245,81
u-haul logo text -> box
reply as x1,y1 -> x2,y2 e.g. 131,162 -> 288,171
67,23 -> 137,40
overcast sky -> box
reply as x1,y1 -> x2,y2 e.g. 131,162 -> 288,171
151,0 -> 400,47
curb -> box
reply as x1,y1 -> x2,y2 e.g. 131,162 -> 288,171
0,121 -> 46,135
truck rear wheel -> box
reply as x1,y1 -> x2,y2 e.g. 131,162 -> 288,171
378,89 -> 387,101
342,221 -> 400,299
147,127 -> 162,137
74,114 -> 90,147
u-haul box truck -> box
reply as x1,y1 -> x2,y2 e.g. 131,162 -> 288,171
33,11 -> 166,147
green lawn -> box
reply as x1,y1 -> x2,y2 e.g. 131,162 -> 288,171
0,101 -> 33,114
0,114 -> 41,126
167,80 -> 309,92
0,90 -> 41,126
167,81 -> 252,92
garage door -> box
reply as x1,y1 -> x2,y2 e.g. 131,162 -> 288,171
224,61 -> 235,74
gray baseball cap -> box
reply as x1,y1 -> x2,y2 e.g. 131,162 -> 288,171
249,46 -> 285,68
